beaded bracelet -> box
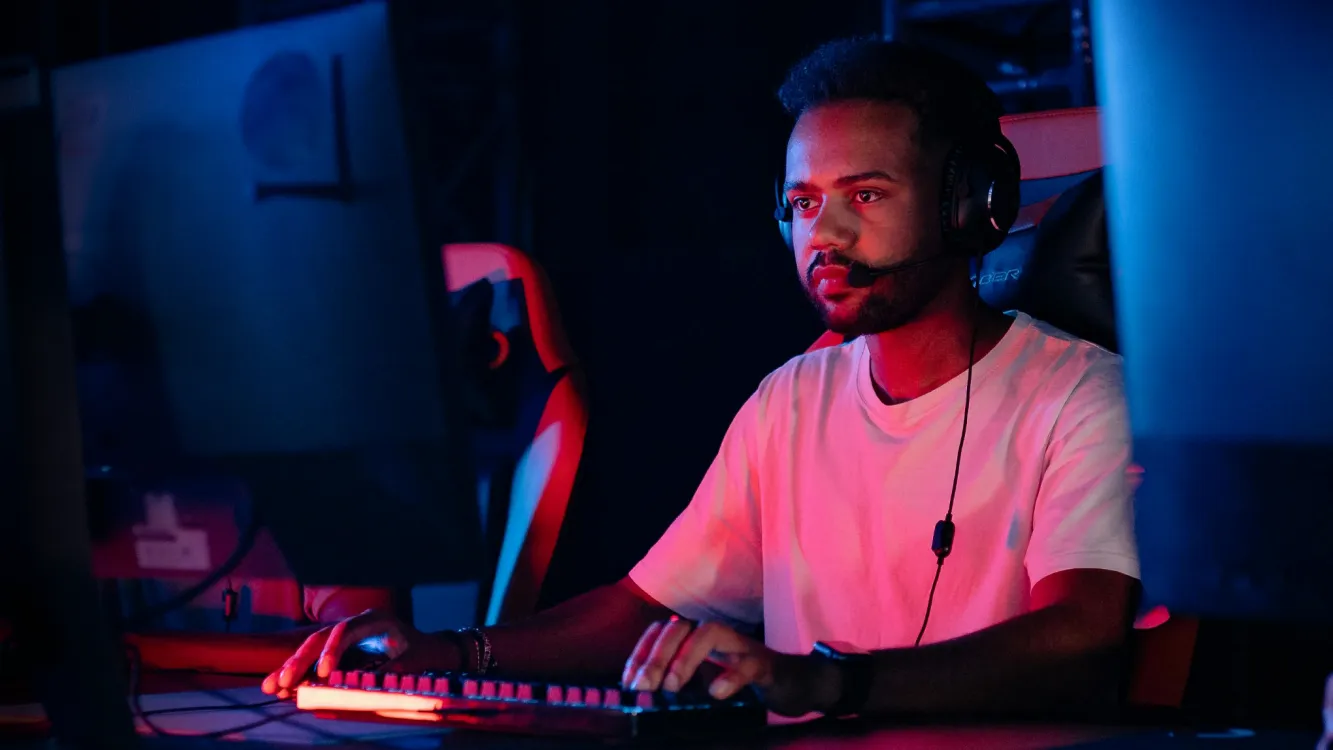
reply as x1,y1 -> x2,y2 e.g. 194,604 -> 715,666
453,627 -> 496,675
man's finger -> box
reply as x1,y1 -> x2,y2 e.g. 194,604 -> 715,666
622,621 -> 664,688
632,617 -> 695,692
316,615 -> 379,678
707,653 -> 768,700
665,622 -> 748,694
261,671 -> 280,695
277,630 -> 330,688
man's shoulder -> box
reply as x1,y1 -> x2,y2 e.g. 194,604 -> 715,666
1016,314 -> 1123,377
1010,314 -> 1125,406
733,338 -> 862,432
756,337 -> 862,395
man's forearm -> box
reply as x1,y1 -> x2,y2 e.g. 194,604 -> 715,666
461,580 -> 673,681
861,604 -> 1128,719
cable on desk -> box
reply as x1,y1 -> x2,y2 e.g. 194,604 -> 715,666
133,656 -> 408,749
126,644 -> 297,740
184,673 -> 430,749
139,698 -> 281,717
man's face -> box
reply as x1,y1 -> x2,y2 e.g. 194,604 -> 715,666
784,100 -> 956,336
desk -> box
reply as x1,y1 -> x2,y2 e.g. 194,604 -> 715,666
0,672 -> 1321,749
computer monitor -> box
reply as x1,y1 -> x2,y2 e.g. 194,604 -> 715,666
1093,2 -> 1333,624
51,0 -> 482,589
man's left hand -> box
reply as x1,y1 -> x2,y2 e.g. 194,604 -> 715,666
620,617 -> 841,717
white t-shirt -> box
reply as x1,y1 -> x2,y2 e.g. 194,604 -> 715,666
630,312 -> 1138,658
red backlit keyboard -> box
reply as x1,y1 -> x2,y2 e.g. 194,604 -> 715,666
294,670 -> 764,739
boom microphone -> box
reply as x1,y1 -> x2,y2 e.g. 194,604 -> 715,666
845,255 -> 944,287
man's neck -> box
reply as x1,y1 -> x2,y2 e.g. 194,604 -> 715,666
863,291 -> 1013,405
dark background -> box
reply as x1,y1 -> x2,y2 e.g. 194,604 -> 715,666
0,0 -> 1093,605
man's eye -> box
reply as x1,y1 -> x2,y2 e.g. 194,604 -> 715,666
853,189 -> 883,204
791,196 -> 816,211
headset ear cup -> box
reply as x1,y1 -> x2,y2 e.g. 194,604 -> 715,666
942,137 -> 1022,255
775,182 -> 794,250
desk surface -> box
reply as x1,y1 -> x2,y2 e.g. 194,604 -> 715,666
0,673 -> 1321,749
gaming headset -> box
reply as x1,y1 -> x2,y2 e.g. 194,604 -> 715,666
774,102 -> 1022,647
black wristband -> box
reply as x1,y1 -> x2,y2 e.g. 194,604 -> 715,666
811,642 -> 874,717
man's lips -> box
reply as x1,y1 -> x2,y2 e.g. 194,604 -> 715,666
810,264 -> 854,295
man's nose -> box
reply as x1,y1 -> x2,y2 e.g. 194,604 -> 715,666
806,202 -> 857,253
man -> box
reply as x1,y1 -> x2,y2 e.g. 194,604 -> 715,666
264,37 -> 1139,720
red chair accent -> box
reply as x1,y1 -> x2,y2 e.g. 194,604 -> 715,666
802,108 -> 1197,712
443,243 -> 588,624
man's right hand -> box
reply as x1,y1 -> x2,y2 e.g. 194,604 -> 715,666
261,609 -> 460,699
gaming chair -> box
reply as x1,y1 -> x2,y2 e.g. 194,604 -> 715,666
802,107 -> 1197,714
443,243 -> 588,626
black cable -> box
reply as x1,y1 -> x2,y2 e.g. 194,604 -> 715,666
126,652 -> 406,748
139,698 -> 281,717
192,678 -> 411,749
914,258 -> 985,648
125,644 -> 298,740
122,510 -> 260,630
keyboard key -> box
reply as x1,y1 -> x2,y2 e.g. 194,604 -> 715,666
497,682 -> 515,700
383,673 -> 400,691
361,673 -> 377,689
584,688 -> 601,706
565,687 -> 583,705
546,685 -> 563,704
328,670 -> 344,687
399,675 -> 416,693
516,683 -> 534,701
345,671 -> 362,689
432,676 -> 451,694
603,689 -> 621,708
480,681 -> 497,698
462,679 -> 479,697
635,692 -> 654,709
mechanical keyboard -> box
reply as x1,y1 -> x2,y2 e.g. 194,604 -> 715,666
294,670 -> 765,740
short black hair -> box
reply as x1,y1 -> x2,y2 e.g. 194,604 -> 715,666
777,36 -> 1003,149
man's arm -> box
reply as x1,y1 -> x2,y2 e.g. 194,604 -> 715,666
267,577 -> 673,695
856,568 -> 1139,718
624,569 -> 1137,719
479,578 -> 674,680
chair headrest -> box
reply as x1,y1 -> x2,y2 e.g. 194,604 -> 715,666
1016,170 -> 1116,352
974,107 -> 1116,352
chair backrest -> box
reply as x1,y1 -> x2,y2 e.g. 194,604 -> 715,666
803,107 -> 1197,712
443,243 -> 587,625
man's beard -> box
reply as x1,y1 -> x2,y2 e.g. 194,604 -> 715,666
804,258 -> 956,337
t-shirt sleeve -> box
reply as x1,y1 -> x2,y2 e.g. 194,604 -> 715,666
1025,356 -> 1140,587
628,390 -> 765,628
302,586 -> 395,624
